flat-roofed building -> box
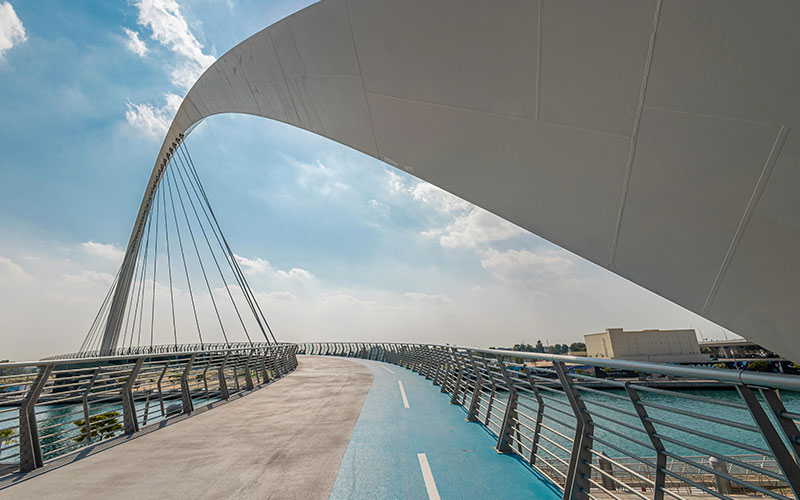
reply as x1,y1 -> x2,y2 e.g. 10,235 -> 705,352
585,328 -> 711,364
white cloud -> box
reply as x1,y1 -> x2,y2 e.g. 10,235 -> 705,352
0,1 -> 26,60
234,254 -> 270,275
0,256 -> 31,282
403,292 -> 453,305
276,268 -> 314,280
123,27 -> 148,57
386,170 -> 407,194
125,0 -> 216,138
411,182 -> 471,214
125,92 -> 182,138
133,0 -> 215,90
368,199 -> 390,218
480,248 -> 578,291
234,254 -> 314,282
81,241 -> 125,261
263,291 -> 299,302
290,158 -> 352,196
436,208 -> 525,248
410,182 -> 524,248
61,270 -> 115,286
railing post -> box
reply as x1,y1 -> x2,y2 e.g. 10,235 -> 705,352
495,356 -> 518,454
244,350 -> 254,390
261,350 -> 270,384
278,346 -> 287,375
481,356 -> 499,427
521,366 -> 545,465
19,364 -> 53,471
762,388 -> 800,462
180,354 -> 196,415
157,363 -> 169,416
438,349 -> 450,393
81,368 -> 101,444
122,358 -> 144,435
423,347 -> 434,379
554,361 -> 593,500
218,353 -> 230,400
625,383 -> 666,500
466,351 -> 483,422
450,351 -> 465,404
434,348 -> 443,383
738,385 -> 800,497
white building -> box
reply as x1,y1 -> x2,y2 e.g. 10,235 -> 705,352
585,328 -> 711,364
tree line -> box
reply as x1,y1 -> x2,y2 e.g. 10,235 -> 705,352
491,341 -> 586,354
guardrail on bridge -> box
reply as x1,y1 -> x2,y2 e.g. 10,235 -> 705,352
0,343 -> 297,478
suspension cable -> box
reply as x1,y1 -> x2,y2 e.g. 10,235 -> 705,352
170,162 -> 229,345
162,174 -> 178,350
120,232 -> 146,350
172,150 -> 253,345
136,206 -> 154,348
179,143 -> 277,344
149,179 -> 161,348
165,168 -> 204,347
176,145 -> 271,344
79,266 -> 122,352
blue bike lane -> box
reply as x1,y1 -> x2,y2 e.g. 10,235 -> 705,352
329,358 -> 562,500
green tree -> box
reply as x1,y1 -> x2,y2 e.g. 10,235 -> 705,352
73,411 -> 123,443
569,342 -> 586,352
0,428 -> 17,456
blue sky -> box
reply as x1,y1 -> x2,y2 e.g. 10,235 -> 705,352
0,0 -> 733,359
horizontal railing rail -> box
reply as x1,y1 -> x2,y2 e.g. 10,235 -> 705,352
45,342 -> 278,360
0,344 -> 298,478
298,342 -> 800,500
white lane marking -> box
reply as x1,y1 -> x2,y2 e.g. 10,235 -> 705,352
380,365 -> 394,374
398,380 -> 410,408
417,453 -> 441,500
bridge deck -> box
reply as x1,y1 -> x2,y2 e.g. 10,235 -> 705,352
0,356 -> 560,499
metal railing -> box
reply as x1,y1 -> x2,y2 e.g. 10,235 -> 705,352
47,342 -> 276,360
298,342 -> 800,500
0,344 -> 297,477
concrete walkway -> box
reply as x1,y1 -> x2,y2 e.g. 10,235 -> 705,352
0,356 -> 372,500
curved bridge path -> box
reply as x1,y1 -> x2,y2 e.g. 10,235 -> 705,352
0,356 -> 559,499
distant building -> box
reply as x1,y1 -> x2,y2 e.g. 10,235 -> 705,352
584,328 -> 711,364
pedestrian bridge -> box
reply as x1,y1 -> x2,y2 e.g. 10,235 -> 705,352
7,1 -> 800,498
0,344 -> 797,499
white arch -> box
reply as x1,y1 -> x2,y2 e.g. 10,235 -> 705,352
105,0 -> 800,361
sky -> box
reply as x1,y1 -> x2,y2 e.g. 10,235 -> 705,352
0,0 -> 736,360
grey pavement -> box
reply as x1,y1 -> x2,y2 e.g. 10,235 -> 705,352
0,355 -> 372,500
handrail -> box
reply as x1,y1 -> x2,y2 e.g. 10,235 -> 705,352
43,342 -> 282,363
300,342 -> 800,500
298,342 -> 800,391
463,346 -> 800,392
